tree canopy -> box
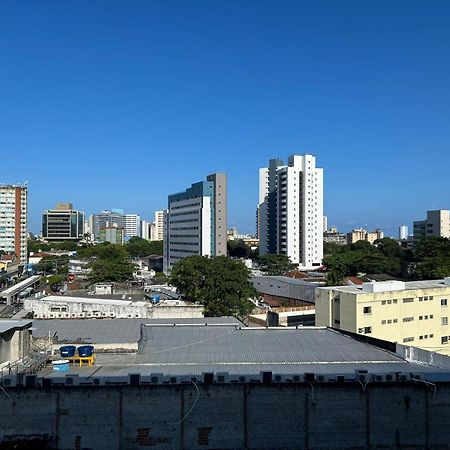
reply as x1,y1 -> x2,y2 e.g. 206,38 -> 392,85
257,254 -> 297,276
322,236 -> 450,285
170,255 -> 256,319
126,237 -> 163,257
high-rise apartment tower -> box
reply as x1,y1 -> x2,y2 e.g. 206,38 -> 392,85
258,154 -> 323,269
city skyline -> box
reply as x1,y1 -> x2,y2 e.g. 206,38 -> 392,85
2,1 -> 450,235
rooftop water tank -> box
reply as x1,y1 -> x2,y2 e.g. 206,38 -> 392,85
52,360 -> 70,372
60,345 -> 76,357
77,345 -> 94,357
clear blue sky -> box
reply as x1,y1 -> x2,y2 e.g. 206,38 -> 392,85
2,0 -> 450,236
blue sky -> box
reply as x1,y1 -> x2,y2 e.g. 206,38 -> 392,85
1,0 -> 450,236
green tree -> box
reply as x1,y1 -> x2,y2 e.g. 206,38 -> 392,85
227,240 -> 249,258
126,237 -> 163,257
257,254 -> 296,276
170,255 -> 256,319
88,258 -> 136,283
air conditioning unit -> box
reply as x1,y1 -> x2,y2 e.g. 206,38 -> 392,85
355,369 -> 369,383
146,373 -> 163,384
273,374 -> 283,383
397,372 -> 411,382
279,374 -> 304,383
215,372 -> 230,383
64,374 -> 79,386
410,373 -> 423,381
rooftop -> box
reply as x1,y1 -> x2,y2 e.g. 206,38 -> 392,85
32,317 -> 242,344
0,319 -> 32,335
320,279 -> 450,294
39,326 -> 450,379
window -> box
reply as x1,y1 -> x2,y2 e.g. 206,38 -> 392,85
363,306 -> 372,314
334,319 -> 340,325
381,300 -> 386,305
387,319 -> 392,324
442,317 -> 448,326
393,319 -> 398,323
442,299 -> 448,306
430,315 -> 434,319
393,299 -> 398,304
403,298 -> 414,303
387,300 -> 392,304
430,334 -> 434,338
419,336 -> 423,340
419,316 -> 423,320
403,317 -> 414,322
403,337 -> 414,343
442,336 -> 448,345
364,327 -> 372,334
419,297 -> 423,302
381,320 -> 386,325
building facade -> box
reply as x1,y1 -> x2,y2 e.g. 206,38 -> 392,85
92,210 -> 140,240
414,210 -> 450,240
316,279 -> 450,356
258,154 -> 323,269
347,228 -> 384,245
99,226 -> 124,245
151,210 -> 164,241
0,185 -> 28,264
42,203 -> 84,241
399,225 -> 409,240
163,173 -> 227,274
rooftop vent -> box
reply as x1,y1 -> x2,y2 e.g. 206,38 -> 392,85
361,280 -> 405,293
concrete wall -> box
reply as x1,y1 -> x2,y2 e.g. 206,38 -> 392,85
1,382 -> 450,449
24,299 -> 204,320
0,329 -> 31,364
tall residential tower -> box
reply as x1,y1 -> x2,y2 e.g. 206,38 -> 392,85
163,173 -> 227,274
258,154 -> 323,269
0,185 -> 28,264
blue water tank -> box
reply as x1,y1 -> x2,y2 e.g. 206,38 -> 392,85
77,345 -> 94,357
60,345 -> 76,357
151,294 -> 161,304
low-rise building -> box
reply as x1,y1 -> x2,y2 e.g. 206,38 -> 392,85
414,209 -> 450,239
347,228 -> 384,245
252,275 -> 322,306
316,278 -> 450,356
24,295 -> 203,319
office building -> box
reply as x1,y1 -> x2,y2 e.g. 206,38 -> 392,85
92,210 -> 140,240
258,154 -> 323,269
316,278 -> 450,356
151,210 -> 164,241
99,226 -> 124,245
347,228 -> 384,245
414,210 -> 450,239
0,185 -> 28,264
42,203 -> 84,241
399,225 -> 409,240
163,173 -> 227,274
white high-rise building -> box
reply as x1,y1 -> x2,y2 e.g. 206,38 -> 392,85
141,220 -> 151,240
124,214 -> 140,238
0,185 -> 28,264
258,154 -> 323,269
399,225 -> 409,240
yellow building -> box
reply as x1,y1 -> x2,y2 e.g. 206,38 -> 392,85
316,279 -> 450,355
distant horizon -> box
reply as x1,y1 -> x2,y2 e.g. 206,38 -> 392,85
2,1 -> 450,237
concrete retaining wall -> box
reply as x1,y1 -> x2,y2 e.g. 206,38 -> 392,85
0,382 -> 449,449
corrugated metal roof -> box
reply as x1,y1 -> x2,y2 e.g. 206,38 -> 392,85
136,326 -> 401,365
32,317 -> 242,344
0,319 -> 32,334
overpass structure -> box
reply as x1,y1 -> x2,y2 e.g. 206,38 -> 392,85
0,276 -> 41,305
